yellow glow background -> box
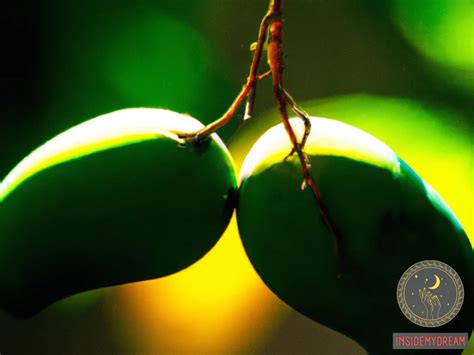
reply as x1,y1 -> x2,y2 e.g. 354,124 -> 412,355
105,95 -> 472,354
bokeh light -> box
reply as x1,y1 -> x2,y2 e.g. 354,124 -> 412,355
39,4 -> 232,136
101,13 -> 211,112
391,0 -> 474,89
110,217 -> 284,353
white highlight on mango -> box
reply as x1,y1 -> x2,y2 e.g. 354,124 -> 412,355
0,108 -> 204,202
239,117 -> 401,183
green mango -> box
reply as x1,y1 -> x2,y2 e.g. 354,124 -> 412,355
237,117 -> 473,354
0,108 -> 237,318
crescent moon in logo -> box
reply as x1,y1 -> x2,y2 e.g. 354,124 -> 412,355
428,274 -> 441,290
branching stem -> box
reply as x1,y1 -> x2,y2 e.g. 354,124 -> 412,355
176,0 -> 344,269
177,1 -> 278,139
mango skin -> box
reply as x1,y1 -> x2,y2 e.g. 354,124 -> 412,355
0,108 -> 237,318
237,117 -> 473,354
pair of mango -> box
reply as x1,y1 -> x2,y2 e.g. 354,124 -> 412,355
0,108 -> 471,353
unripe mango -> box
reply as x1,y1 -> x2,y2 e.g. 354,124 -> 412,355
237,117 -> 473,354
0,108 -> 237,318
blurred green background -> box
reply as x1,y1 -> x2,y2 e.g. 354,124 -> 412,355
0,0 -> 472,354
